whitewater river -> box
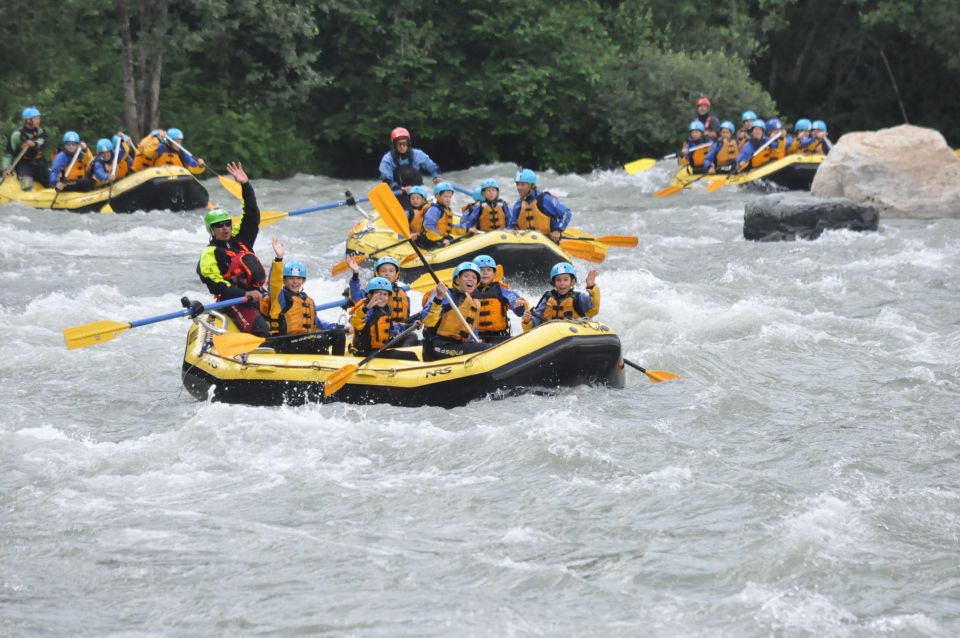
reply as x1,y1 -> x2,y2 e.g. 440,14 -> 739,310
1,164 -> 958,636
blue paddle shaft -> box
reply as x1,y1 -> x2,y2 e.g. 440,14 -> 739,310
128,297 -> 247,329
288,198 -> 370,216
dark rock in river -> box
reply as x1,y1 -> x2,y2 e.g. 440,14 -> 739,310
743,193 -> 879,242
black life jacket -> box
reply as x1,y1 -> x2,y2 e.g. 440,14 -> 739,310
390,148 -> 423,187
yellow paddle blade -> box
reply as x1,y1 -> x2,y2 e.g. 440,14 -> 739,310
560,240 -> 606,263
368,183 -> 410,239
207,201 -> 215,210
624,158 -> 656,175
411,268 -> 454,293
212,333 -> 266,357
258,210 -> 288,228
63,320 -> 131,350
706,177 -> 727,193
654,184 -> 683,198
401,252 -> 424,265
596,235 -> 639,247
331,254 -> 366,277
100,203 -> 115,213
645,369 -> 680,383
218,175 -> 243,200
324,363 -> 360,396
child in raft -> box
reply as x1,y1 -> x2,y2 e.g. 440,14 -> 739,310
522,262 -> 600,330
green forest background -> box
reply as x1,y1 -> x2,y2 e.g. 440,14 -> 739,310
3,0 -> 957,178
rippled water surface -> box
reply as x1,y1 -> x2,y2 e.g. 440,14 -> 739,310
2,164 -> 958,636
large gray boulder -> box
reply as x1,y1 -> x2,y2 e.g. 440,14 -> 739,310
810,124 -> 960,218
744,193 -> 879,242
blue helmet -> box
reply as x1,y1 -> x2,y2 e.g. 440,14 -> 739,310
515,168 -> 537,185
166,127 -> 184,141
766,118 -> 782,130
472,187 -> 483,202
720,120 -> 736,133
741,110 -> 757,123
408,185 -> 429,200
452,261 -> 481,284
750,120 -> 767,133
433,181 -> 454,196
283,261 -> 307,278
689,120 -> 705,132
22,106 -> 40,119
812,119 -> 828,132
366,277 -> 393,294
473,254 -> 497,270
373,256 -> 400,274
794,118 -> 812,132
96,138 -> 114,153
480,178 -> 499,192
550,262 -> 577,282
62,131 -> 80,144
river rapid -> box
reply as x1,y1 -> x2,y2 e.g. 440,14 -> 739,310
1,164 -> 958,636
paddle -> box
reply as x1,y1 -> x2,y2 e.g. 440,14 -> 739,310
654,172 -> 712,198
559,240 -> 606,264
100,133 -> 127,214
410,264 -> 503,294
623,144 -> 711,175
622,358 -> 680,383
450,183 -> 474,197
324,321 -> 422,397
211,298 -> 351,356
63,296 -> 248,350
330,235 -> 412,276
560,234 -> 638,248
239,195 -> 377,230
708,131 -> 784,193
50,145 -> 84,209
368,182 -> 480,342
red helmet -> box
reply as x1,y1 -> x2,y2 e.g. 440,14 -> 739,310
390,127 -> 411,143
697,97 -> 711,107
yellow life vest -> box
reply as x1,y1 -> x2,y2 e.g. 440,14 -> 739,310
433,291 -> 480,342
131,132 -> 162,171
474,281 -> 510,333
685,141 -> 710,168
422,204 -> 453,241
387,286 -> 410,323
350,300 -> 392,351
542,292 -> 581,321
263,290 -> 317,336
802,138 -> 825,155
154,149 -> 184,168
714,139 -> 739,167
770,136 -> 786,159
475,200 -> 508,231
516,193 -> 552,233
750,143 -> 773,168
409,203 -> 430,235
55,148 -> 93,182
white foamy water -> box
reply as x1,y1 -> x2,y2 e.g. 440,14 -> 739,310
2,163 -> 958,636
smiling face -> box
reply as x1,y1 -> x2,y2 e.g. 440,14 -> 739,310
553,273 -> 574,295
395,138 -> 409,153
284,276 -> 305,293
369,290 -> 390,306
516,182 -> 532,198
457,270 -> 478,293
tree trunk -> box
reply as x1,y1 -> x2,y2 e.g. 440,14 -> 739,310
116,0 -> 141,139
146,0 -> 168,131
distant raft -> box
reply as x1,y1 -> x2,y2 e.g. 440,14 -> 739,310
670,154 -> 826,192
345,214 -> 606,283
182,309 -> 624,408
0,166 -> 209,212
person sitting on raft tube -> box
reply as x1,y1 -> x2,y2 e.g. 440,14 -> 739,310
681,121 -> 711,173
349,277 -> 420,360
258,237 -> 347,355
522,262 -> 600,331
471,254 -> 528,344
786,118 -> 814,155
89,137 -> 134,188
404,185 -> 431,241
694,96 -> 720,141
422,261 -> 491,361
737,110 -> 758,147
3,106 -> 51,190
378,127 -> 443,195
806,120 -> 831,155
766,118 -> 788,160
153,128 -> 205,174
508,169 -> 572,244
704,121 -> 739,174
49,131 -> 94,192
348,256 -> 419,348
414,181 -> 457,249
196,162 -> 268,337
736,120 -> 774,173
460,178 -> 511,234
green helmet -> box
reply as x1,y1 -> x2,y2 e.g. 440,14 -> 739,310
204,208 -> 231,234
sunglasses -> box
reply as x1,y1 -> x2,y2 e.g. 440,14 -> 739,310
211,220 -> 232,229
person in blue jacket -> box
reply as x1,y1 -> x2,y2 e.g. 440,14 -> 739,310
378,126 -> 443,194
460,178 -> 512,234
736,120 -> 773,172
508,169 -> 572,243
89,137 -> 134,188
49,131 -> 93,192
